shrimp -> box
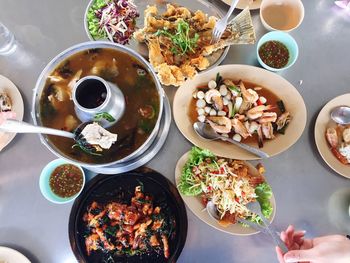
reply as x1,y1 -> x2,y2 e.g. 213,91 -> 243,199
343,127 -> 350,143
258,112 -> 277,124
261,122 -> 275,139
207,116 -> 232,134
231,118 -> 251,139
239,80 -> 259,103
276,112 -> 291,130
246,105 -> 275,120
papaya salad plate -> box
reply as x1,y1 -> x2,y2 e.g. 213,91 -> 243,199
315,94 -> 350,179
84,0 -> 256,86
175,148 -> 276,235
173,64 -> 307,160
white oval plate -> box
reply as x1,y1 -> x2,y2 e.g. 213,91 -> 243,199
173,65 -> 307,160
0,75 -> 24,151
315,94 -> 350,179
175,151 -> 276,235
0,246 -> 31,263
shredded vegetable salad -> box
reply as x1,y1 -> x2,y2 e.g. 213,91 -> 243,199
179,147 -> 273,225
87,0 -> 139,44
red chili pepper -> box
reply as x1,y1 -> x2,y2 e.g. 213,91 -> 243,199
257,100 -> 263,106
235,197 -> 239,202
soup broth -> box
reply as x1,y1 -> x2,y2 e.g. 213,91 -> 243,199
40,48 -> 160,164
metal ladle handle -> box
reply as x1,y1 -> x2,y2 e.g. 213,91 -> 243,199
0,119 -> 74,138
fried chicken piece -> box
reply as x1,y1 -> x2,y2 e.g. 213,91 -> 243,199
85,233 -> 100,256
190,56 -> 210,70
156,63 -> 185,86
148,38 -> 166,68
180,64 -> 197,79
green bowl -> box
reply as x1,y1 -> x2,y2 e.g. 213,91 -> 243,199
257,31 -> 299,72
39,159 -> 85,204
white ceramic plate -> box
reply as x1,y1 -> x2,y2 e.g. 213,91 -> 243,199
0,247 -> 31,263
0,75 -> 24,151
173,65 -> 307,160
221,0 -> 262,10
315,94 -> 350,179
175,151 -> 276,235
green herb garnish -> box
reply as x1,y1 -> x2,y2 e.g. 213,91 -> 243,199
156,20 -> 199,55
277,100 -> 286,113
228,85 -> 241,95
215,73 -> 224,87
94,112 -> 116,122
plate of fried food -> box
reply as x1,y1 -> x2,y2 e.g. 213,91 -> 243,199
221,0 -> 262,10
315,94 -> 350,178
0,75 -> 24,151
69,167 -> 187,263
173,64 -> 307,160
175,147 -> 276,235
85,0 -> 256,86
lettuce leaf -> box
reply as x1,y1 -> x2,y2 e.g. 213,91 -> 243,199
178,147 -> 214,196
255,182 -> 273,218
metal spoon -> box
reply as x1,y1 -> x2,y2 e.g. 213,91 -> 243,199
206,201 -> 288,253
331,106 -> 350,125
193,122 -> 269,159
0,119 -> 101,155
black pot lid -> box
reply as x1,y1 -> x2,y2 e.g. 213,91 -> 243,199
69,167 -> 188,263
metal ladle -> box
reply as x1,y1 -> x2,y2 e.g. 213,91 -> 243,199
0,120 -> 101,155
193,122 -> 269,159
206,201 -> 288,253
331,106 -> 350,125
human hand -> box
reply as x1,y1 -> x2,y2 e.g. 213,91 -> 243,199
0,111 -> 16,125
276,225 -> 350,263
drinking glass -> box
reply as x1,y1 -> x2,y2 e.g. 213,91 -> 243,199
0,22 -> 16,55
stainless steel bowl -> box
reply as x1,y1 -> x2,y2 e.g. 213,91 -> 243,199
31,41 -> 164,168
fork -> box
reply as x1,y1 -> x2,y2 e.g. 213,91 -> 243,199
246,201 -> 289,253
212,0 -> 240,43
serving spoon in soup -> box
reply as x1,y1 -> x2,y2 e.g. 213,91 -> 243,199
0,119 -> 118,155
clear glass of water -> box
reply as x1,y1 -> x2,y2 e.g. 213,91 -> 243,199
0,22 -> 16,55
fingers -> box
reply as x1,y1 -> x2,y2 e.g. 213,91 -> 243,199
283,249 -> 315,263
275,246 -> 286,263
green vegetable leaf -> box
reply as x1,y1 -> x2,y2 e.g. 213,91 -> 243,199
178,147 -> 215,196
255,182 -> 273,218
94,112 -> 116,122
277,100 -> 286,113
228,85 -> 240,94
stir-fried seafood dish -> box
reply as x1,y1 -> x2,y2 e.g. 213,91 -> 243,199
178,147 -> 273,226
134,5 -> 255,86
84,185 -> 175,259
190,73 -> 292,148
326,124 -> 350,165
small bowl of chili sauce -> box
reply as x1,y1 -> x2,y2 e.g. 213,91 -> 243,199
39,159 -> 85,204
257,31 -> 299,72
